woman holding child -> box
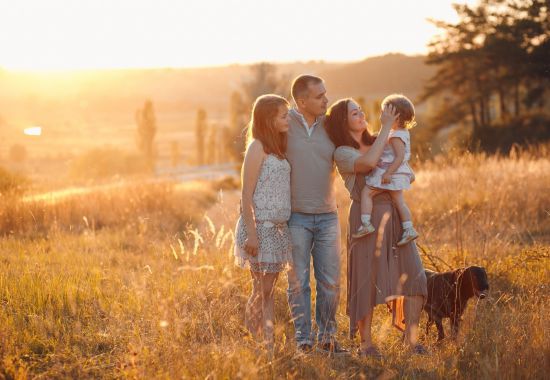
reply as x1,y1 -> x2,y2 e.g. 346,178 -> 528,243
325,95 -> 428,358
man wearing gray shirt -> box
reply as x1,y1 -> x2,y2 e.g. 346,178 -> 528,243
286,75 -> 347,355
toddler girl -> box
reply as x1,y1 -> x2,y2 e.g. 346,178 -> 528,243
353,94 -> 418,247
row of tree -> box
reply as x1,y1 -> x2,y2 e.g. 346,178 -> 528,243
196,62 -> 294,165
195,108 -> 233,166
421,0 -> 549,150
135,100 -> 156,170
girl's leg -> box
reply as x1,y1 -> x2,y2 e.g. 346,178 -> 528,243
357,307 -> 375,350
258,272 -> 279,348
389,190 -> 412,223
404,295 -> 423,347
247,270 -> 279,346
245,271 -> 263,339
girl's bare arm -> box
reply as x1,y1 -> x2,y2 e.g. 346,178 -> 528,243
241,140 -> 265,256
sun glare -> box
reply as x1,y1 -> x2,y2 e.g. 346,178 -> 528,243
23,126 -> 42,136
0,0 -> 476,71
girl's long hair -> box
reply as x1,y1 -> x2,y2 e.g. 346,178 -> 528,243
246,94 -> 289,158
325,98 -> 376,149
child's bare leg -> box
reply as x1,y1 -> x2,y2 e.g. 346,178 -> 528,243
390,190 -> 419,245
360,186 -> 374,217
355,187 -> 385,238
360,187 -> 384,225
389,190 -> 412,223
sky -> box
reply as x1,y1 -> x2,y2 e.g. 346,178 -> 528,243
0,0 -> 478,71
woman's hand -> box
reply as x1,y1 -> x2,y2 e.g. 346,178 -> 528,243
380,104 -> 399,129
245,232 -> 259,257
381,171 -> 392,184
353,105 -> 399,174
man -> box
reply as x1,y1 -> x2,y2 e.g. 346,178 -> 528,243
286,75 -> 346,355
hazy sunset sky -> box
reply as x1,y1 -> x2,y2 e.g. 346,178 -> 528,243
0,0 -> 477,71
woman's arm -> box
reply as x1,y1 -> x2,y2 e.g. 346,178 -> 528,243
241,140 -> 266,256
381,137 -> 405,184
354,104 -> 399,173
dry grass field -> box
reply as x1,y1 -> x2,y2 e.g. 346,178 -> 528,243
0,148 -> 549,379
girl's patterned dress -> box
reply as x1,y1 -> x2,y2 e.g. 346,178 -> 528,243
234,154 -> 292,273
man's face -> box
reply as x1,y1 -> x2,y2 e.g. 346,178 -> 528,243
300,82 -> 328,117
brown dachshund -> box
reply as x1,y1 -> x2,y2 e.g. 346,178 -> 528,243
424,266 -> 489,341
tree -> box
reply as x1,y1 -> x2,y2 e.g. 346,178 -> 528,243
370,99 -> 381,133
227,91 -> 248,161
221,125 -> 233,162
242,62 -> 288,105
420,0 -> 549,150
206,126 -> 217,165
195,108 -> 207,165
135,100 -> 157,171
228,63 -> 289,161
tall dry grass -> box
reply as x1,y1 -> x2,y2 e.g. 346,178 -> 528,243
0,181 -> 217,237
0,150 -> 548,379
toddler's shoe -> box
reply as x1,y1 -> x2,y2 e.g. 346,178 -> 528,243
352,223 -> 375,239
397,227 -> 419,246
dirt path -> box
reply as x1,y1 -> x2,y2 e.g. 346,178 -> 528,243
22,165 -> 238,204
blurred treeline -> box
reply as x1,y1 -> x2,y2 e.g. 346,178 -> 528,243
420,0 -> 549,153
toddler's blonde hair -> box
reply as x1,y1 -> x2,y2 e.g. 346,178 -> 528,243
381,94 -> 416,129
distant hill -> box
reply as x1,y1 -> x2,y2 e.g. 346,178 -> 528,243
320,53 -> 434,101
0,53 -> 432,116
0,54 -> 434,158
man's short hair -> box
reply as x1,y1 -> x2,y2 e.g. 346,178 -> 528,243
291,75 -> 323,103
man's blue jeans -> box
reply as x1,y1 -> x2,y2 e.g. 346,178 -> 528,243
287,211 -> 341,346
